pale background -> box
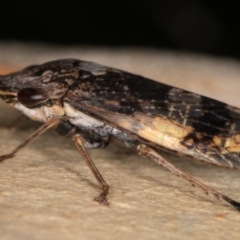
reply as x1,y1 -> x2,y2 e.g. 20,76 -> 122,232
1,42 -> 240,240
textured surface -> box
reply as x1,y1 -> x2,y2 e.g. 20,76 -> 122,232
1,42 -> 240,240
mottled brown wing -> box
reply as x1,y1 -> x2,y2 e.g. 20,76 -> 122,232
66,67 -> 240,169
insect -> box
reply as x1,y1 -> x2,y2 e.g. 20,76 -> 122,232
0,59 -> 240,210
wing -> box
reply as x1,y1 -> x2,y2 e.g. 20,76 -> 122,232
64,63 -> 240,169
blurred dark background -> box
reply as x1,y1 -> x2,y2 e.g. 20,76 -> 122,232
1,0 -> 240,59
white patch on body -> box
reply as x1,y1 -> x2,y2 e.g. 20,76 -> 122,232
13,102 -> 65,122
64,102 -> 104,129
78,62 -> 107,76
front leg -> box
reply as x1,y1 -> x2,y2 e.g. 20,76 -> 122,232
0,118 -> 60,162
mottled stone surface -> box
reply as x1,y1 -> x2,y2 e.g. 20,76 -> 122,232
1,42 -> 240,240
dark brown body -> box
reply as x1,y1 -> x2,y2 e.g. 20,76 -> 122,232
1,59 -> 240,210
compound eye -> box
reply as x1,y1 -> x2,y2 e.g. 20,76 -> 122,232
17,88 -> 49,108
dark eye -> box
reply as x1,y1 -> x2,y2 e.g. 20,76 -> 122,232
17,88 -> 49,108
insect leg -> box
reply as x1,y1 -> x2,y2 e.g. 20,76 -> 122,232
81,136 -> 110,149
73,134 -> 110,205
137,144 -> 240,211
0,118 -> 61,162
